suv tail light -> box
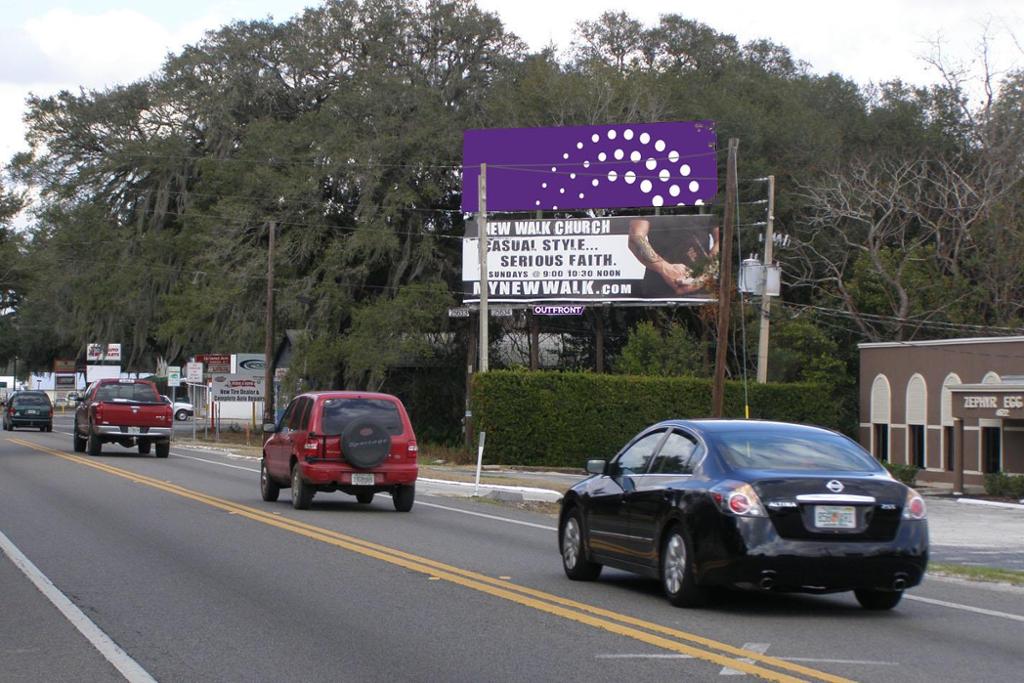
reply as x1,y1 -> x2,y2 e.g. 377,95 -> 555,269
711,481 -> 767,517
302,438 -> 323,457
903,488 -> 927,520
407,442 -> 418,459
95,404 -> 104,422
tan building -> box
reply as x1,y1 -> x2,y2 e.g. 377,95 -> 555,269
859,336 -> 1024,492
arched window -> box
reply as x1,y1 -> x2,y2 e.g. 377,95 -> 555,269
982,371 -> 1001,384
906,374 -> 927,468
870,375 -> 891,463
941,373 -> 961,472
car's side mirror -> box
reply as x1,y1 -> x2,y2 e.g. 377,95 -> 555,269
263,423 -> 279,434
586,459 -> 607,475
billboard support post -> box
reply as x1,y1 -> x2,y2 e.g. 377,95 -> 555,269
756,175 -> 776,384
477,163 -> 489,373
712,138 -> 739,417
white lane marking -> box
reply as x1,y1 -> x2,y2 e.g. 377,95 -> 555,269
171,452 -> 259,472
905,594 -> 1024,622
0,528 -> 157,683
719,642 -> 769,676
597,654 -> 695,659
415,501 -> 557,532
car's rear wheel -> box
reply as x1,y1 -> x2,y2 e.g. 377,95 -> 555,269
392,484 -> 415,512
560,508 -> 602,581
356,491 -> 374,504
291,463 -> 314,510
138,441 -> 151,455
155,441 -> 169,458
854,588 -> 903,610
175,409 -> 188,421
44,424 -> 52,433
661,525 -> 707,607
72,422 -> 86,452
260,459 -> 280,502
86,428 -> 102,456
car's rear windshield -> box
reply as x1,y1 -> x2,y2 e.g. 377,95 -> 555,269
95,382 -> 160,404
320,398 -> 403,436
711,429 -> 881,472
13,394 -> 50,407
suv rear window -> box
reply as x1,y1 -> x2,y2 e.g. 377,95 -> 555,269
95,382 -> 160,404
320,398 -> 403,436
712,430 -> 881,472
13,393 -> 50,407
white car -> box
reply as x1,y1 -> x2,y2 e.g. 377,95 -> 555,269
161,395 -> 194,421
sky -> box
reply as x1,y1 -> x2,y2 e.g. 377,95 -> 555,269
0,0 -> 1021,164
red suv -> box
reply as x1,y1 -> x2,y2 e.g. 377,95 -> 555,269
261,391 -> 418,511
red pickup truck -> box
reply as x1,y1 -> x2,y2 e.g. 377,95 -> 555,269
73,378 -> 174,457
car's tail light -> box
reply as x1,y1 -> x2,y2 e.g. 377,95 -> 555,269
95,405 -> 104,422
711,481 -> 766,517
302,438 -> 322,457
903,488 -> 927,520
407,442 -> 418,460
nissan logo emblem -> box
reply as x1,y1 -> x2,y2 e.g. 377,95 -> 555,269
826,479 -> 844,493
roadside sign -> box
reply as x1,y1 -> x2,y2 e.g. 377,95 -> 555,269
232,353 -> 265,377
211,374 -> 265,401
167,366 -> 182,388
196,353 -> 231,374
186,361 -> 203,384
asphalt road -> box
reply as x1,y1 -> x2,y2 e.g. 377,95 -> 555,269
2,418 -> 1023,682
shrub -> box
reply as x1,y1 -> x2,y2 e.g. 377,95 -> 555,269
983,473 -> 1024,499
883,462 -> 919,486
471,369 -> 841,467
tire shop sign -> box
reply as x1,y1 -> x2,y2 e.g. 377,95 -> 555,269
211,374 -> 265,401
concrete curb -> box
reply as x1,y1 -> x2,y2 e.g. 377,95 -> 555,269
418,477 -> 563,503
956,498 -> 1024,511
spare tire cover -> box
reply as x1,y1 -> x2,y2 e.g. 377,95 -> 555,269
341,419 -> 392,469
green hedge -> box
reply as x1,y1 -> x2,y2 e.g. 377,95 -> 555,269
884,462 -> 919,486
983,473 -> 1024,499
471,369 -> 842,467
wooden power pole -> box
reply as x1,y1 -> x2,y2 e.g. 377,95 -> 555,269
263,220 -> 276,425
712,139 -> 739,417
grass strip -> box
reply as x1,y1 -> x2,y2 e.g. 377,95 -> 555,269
930,563 -> 1024,587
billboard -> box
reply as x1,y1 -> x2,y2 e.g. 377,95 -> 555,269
211,374 -> 265,401
232,353 -> 266,378
87,343 -> 121,362
463,214 -> 718,303
196,354 -> 231,374
462,121 -> 717,212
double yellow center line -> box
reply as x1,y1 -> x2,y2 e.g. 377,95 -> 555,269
11,438 -> 852,683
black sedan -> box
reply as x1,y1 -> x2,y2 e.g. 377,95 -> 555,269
558,420 -> 928,610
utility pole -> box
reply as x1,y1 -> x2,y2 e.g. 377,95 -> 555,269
712,138 -> 739,417
477,163 -> 489,373
756,175 -> 775,384
263,220 -> 276,425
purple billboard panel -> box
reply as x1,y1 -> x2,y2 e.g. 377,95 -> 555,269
462,121 -> 717,212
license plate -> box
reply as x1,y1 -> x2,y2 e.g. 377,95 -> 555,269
351,473 -> 375,486
26,410 -> 38,415
814,505 -> 856,529
126,427 -> 141,435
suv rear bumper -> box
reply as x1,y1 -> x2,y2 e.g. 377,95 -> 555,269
300,460 -> 417,487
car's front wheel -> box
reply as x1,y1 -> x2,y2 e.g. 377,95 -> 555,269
260,459 -> 280,502
393,484 -> 414,512
854,588 -> 903,610
175,409 -> 189,421
155,441 -> 170,458
560,508 -> 602,581
291,463 -> 314,510
661,525 -> 707,607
